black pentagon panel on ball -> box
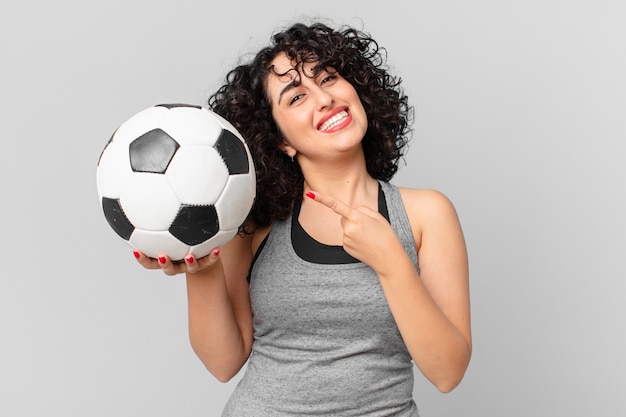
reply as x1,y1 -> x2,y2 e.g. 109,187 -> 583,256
101,197 -> 134,240
169,205 -> 220,246
129,129 -> 180,173
155,103 -> 202,109
214,129 -> 250,175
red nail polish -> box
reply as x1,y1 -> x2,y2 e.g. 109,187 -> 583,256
133,250 -> 140,259
158,256 -> 167,264
212,249 -> 220,256
185,255 -> 194,264
305,191 -> 316,199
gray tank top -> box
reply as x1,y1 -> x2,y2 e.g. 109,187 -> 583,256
222,181 -> 420,416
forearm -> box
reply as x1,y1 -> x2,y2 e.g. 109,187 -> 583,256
186,264 -> 251,382
378,253 -> 471,392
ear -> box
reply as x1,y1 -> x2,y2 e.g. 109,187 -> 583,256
279,142 -> 297,158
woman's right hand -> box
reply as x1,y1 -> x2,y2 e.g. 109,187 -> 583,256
133,248 -> 221,276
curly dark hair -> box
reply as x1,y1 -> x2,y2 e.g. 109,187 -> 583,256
208,22 -> 413,230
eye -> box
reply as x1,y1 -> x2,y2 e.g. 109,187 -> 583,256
288,93 -> 305,105
320,74 -> 337,85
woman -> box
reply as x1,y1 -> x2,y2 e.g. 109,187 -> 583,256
135,21 -> 471,416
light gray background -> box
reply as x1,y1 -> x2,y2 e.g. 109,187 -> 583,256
1,1 -> 624,416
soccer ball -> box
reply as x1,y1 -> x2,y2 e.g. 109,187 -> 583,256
96,104 -> 256,261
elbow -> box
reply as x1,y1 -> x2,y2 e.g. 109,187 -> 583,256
205,353 -> 250,383
437,385 -> 455,394
193,356 -> 244,383
429,352 -> 471,393
213,370 -> 238,383
203,357 -> 248,383
191,342 -> 250,383
206,361 -> 244,383
434,376 -> 463,393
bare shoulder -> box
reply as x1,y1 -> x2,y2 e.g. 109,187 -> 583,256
219,224 -> 271,291
398,188 -> 460,221
397,188 -> 463,249
251,225 -> 272,256
223,223 -> 271,256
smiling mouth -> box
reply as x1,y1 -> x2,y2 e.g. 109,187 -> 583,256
319,110 -> 349,132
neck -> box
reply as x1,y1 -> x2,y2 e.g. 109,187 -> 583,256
300,153 -> 378,207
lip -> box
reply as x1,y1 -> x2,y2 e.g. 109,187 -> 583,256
317,107 -> 351,132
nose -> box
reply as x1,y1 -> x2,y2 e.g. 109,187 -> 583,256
312,85 -> 333,110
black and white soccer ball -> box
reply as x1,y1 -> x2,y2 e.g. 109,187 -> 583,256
96,104 -> 256,261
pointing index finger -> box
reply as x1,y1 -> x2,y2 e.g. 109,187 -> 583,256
306,191 -> 352,218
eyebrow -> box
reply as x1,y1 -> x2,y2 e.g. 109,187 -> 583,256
277,80 -> 297,105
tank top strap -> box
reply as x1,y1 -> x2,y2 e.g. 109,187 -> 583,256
379,181 -> 419,269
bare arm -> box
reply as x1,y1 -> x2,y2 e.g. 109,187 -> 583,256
382,189 -> 471,392
307,189 -> 471,392
185,234 -> 255,382
135,233 -> 255,382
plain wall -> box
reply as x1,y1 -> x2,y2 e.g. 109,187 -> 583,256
1,1 -> 624,415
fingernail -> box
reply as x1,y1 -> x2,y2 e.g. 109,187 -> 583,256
158,256 -> 167,264
305,191 -> 316,199
133,250 -> 140,259
212,249 -> 220,257
185,255 -> 194,264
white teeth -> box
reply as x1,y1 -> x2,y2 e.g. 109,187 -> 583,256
320,111 -> 348,131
